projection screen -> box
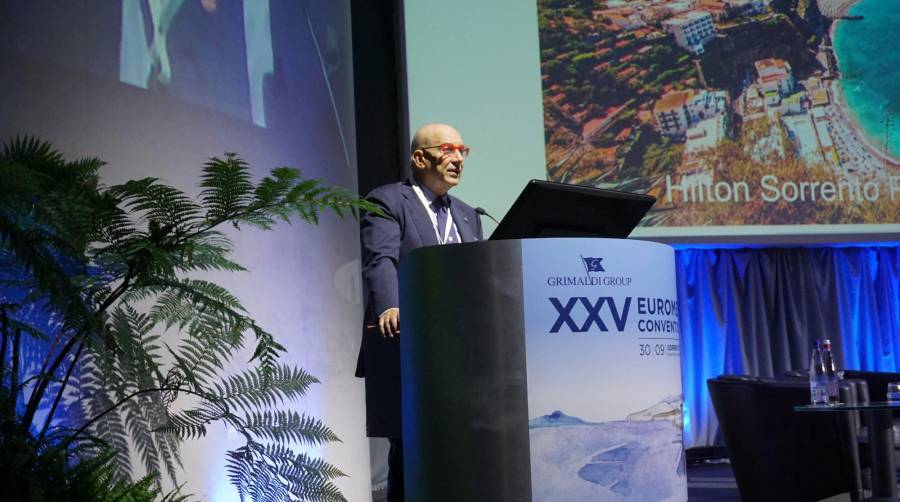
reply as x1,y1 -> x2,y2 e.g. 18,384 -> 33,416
403,0 -> 899,243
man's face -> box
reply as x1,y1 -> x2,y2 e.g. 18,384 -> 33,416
412,126 -> 467,195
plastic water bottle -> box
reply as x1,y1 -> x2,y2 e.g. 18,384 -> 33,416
809,341 -> 829,405
822,339 -> 839,403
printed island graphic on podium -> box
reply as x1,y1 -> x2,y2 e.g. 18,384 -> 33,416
400,235 -> 685,501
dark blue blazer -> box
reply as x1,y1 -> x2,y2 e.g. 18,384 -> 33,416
357,180 -> 483,437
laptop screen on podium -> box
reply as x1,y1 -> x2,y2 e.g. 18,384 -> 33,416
489,180 -> 655,240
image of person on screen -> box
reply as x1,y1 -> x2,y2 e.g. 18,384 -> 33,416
356,123 -> 483,502
119,0 -> 257,124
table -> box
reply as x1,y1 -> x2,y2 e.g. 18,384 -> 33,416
796,401 -> 900,501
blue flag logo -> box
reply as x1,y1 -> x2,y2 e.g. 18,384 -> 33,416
581,256 -> 605,273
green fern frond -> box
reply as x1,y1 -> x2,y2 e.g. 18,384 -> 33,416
2,135 -> 65,169
157,404 -> 220,440
253,167 -> 301,207
244,410 -> 340,446
248,324 -> 285,373
0,218 -> 97,333
227,445 -> 346,502
255,444 -> 345,478
66,448 -> 192,502
0,158 -> 43,197
161,317 -> 246,387
175,232 -> 246,273
284,452 -> 347,482
283,181 -> 383,223
226,447 -> 253,501
175,337 -> 228,381
92,202 -> 138,247
147,278 -> 247,319
108,178 -> 202,232
125,399 -> 162,477
200,153 -> 255,222
84,394 -> 132,479
154,425 -> 183,487
159,485 -> 193,502
248,444 -> 347,502
164,343 -> 205,390
212,365 -> 317,413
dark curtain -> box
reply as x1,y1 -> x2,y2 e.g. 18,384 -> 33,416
677,244 -> 900,447
350,0 -> 407,196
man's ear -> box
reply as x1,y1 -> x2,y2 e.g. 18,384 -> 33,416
411,149 -> 426,168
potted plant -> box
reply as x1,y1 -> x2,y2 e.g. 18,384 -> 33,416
0,137 -> 377,501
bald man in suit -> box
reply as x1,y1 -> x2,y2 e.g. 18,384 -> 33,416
356,123 -> 483,501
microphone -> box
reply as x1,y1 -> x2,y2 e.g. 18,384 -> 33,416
475,206 -> 500,225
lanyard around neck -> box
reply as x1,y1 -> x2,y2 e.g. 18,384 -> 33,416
411,181 -> 454,244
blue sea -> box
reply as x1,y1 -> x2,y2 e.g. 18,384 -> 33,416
833,0 -> 900,158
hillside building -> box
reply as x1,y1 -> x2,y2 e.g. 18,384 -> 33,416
654,88 -> 729,137
685,115 -> 728,156
607,12 -> 645,30
755,58 -> 795,106
662,10 -> 716,55
664,1 -> 694,16
725,0 -> 766,17
698,0 -> 728,21
687,89 -> 729,122
654,90 -> 693,137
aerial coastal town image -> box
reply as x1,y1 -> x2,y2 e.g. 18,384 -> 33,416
538,0 -> 899,227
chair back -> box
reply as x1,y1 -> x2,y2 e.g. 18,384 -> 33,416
708,377 -> 856,502
843,370 -> 900,402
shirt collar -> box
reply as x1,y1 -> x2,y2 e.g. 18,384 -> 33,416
412,177 -> 450,207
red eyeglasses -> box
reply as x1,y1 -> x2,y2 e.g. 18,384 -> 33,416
420,143 -> 471,158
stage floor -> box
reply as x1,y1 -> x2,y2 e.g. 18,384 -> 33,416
371,461 -> 863,501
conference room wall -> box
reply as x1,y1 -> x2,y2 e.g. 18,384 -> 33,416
0,2 -> 370,500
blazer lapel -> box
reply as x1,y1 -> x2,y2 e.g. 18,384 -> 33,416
402,183 -> 440,247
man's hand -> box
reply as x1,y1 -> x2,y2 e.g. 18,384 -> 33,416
378,308 -> 400,338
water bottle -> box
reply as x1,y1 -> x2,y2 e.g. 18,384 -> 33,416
809,340 -> 829,405
822,339 -> 839,403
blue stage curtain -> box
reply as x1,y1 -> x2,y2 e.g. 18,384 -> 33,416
676,244 -> 900,448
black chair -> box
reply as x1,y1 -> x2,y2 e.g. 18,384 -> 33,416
839,379 -> 868,501
840,371 -> 900,451
843,370 -> 900,403
842,371 -> 900,493
778,370 -> 900,498
708,376 -> 858,501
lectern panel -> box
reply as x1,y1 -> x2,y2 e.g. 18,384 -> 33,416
401,239 -> 531,502
521,238 -> 684,502
400,238 -> 685,502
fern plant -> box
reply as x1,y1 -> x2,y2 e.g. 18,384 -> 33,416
0,137 -> 377,501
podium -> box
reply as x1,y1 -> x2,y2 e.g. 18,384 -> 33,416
400,238 -> 685,502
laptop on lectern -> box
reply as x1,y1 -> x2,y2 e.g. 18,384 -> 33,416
489,180 -> 655,240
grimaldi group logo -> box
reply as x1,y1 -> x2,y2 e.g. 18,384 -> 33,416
545,254 -> 633,287
544,254 -> 679,336
580,255 -> 605,273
